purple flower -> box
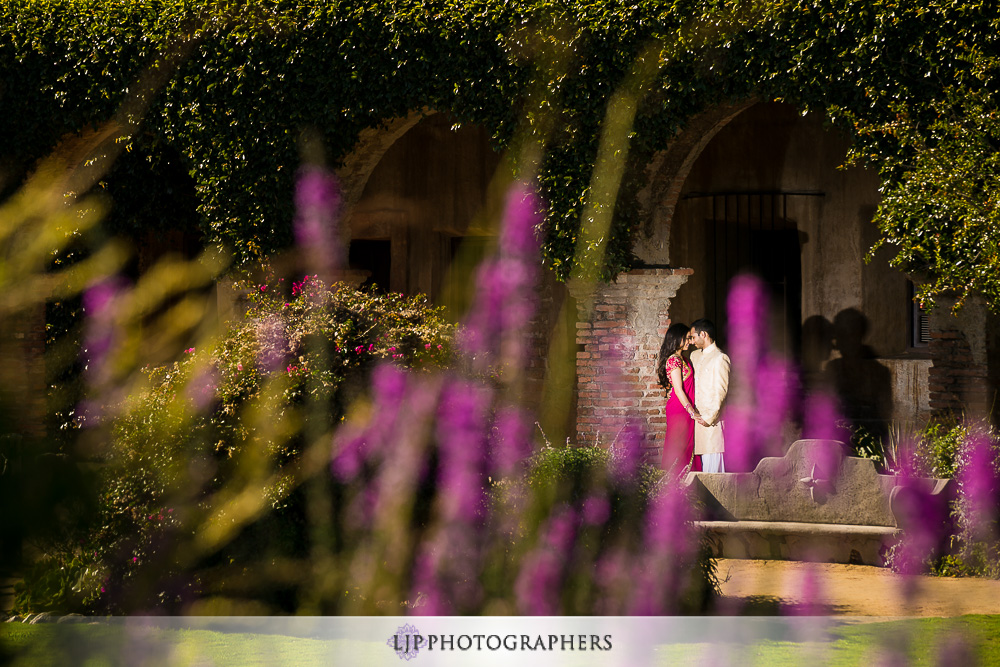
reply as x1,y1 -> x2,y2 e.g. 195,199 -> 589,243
608,419 -> 644,483
802,393 -> 847,442
722,404 -> 756,474
582,496 -> 611,525
488,407 -> 533,477
500,184 -> 544,258
184,365 -> 218,412
514,507 -> 576,614
628,484 -> 695,614
331,364 -> 412,480
958,433 -> 999,540
408,551 -> 449,615
294,165 -> 343,277
81,276 -> 129,386
891,467 -> 951,578
726,274 -> 768,374
723,275 -> 800,471
787,565 -> 826,616
459,183 -> 543,371
435,378 -> 492,523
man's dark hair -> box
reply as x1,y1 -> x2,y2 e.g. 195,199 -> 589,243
691,318 -> 716,342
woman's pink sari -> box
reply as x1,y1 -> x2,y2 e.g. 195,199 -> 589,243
662,355 -> 699,474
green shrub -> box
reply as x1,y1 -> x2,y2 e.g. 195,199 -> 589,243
517,444 -> 719,612
943,426 -> 1000,579
15,277 -> 456,614
915,414 -> 965,479
847,421 -> 887,470
848,415 -> 966,478
884,418 -> 1000,578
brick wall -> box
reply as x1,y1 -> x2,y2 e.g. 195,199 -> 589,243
928,329 -> 991,415
926,295 -> 996,418
571,268 -> 691,459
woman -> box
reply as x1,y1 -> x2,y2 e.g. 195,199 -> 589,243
655,323 -> 701,474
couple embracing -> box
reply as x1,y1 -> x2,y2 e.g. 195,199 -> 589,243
655,319 -> 731,475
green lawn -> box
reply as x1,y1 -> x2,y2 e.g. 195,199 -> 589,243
2,616 -> 998,666
652,616 -> 1000,666
0,624 -> 380,666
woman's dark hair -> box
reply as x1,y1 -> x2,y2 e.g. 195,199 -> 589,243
656,323 -> 690,388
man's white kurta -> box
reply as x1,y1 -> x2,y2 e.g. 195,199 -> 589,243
691,342 -> 731,456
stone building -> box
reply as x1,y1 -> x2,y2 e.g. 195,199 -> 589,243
334,101 -> 1000,462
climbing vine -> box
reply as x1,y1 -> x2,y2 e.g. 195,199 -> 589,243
1,0 -> 998,301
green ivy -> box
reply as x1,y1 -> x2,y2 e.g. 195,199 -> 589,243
2,0 -> 999,300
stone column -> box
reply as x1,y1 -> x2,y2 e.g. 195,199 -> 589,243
571,268 -> 692,458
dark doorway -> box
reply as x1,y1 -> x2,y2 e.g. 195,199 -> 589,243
348,240 -> 391,292
699,193 -> 807,357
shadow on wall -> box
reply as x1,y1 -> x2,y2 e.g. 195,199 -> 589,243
802,307 -> 892,441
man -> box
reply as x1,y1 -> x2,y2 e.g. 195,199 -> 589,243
689,318 -> 730,473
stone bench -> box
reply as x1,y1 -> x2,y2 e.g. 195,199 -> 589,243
683,439 -> 953,565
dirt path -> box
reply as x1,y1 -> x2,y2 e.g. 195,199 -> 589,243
715,559 -> 1000,617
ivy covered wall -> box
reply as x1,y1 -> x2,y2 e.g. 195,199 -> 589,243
1,0 -> 997,296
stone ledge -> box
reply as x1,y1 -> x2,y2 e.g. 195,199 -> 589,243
684,439 -> 952,528
694,520 -> 899,537
696,520 -> 899,565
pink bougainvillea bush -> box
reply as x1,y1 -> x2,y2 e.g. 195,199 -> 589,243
16,276 -> 456,614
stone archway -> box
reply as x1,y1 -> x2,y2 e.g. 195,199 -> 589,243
574,99 -> 937,461
572,102 -> 755,456
339,111 -> 502,298
633,100 -> 757,266
336,109 -> 434,227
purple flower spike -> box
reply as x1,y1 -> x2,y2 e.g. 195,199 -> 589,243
788,565 -> 826,616
514,550 -> 562,615
721,273 -> 802,472
756,357 -> 795,456
331,364 -> 414,481
184,364 -> 218,413
891,467 -> 951,579
802,393 -> 847,442
489,407 -> 533,477
294,165 -> 343,277
459,183 -> 544,371
958,433 -> 999,540
408,551 -> 450,616
515,507 -> 576,614
581,495 -> 611,525
727,274 -> 768,373
723,404 -> 755,474
435,379 -> 492,524
500,184 -> 544,259
629,485 -> 695,615
609,419 -> 644,483
81,276 -> 128,386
